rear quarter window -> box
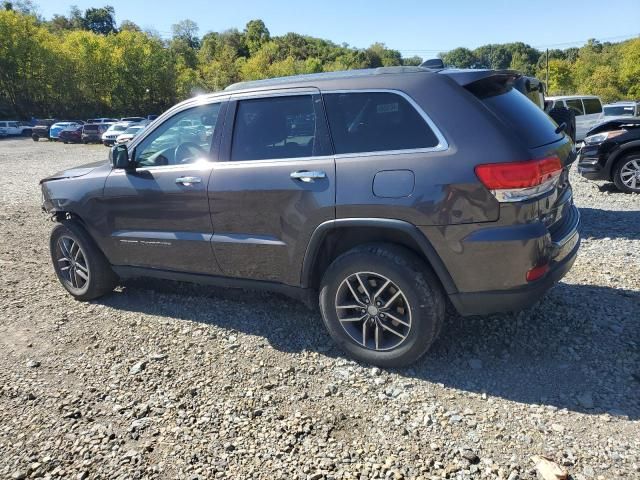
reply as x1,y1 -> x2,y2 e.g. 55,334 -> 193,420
478,87 -> 563,148
583,98 -> 603,114
323,92 -> 440,155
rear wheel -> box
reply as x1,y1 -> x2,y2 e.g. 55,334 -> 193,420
32,134 -> 39,142
613,154 -> 640,193
50,221 -> 118,300
319,244 -> 445,367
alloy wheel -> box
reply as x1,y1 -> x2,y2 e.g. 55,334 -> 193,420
55,236 -> 90,291
334,272 -> 412,351
619,159 -> 640,190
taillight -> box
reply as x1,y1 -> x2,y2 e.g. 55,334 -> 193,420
475,156 -> 563,202
526,263 -> 550,282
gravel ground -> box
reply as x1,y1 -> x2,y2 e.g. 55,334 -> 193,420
0,137 -> 638,480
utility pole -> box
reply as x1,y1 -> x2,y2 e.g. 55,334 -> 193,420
546,48 -> 549,87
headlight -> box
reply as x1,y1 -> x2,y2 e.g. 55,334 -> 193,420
584,130 -> 626,145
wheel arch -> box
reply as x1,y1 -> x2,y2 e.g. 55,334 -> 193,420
605,141 -> 640,179
301,218 -> 457,294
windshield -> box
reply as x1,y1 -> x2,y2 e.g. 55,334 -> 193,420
110,125 -> 127,132
604,106 -> 635,117
124,127 -> 142,134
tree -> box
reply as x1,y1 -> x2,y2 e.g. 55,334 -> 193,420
172,19 -> 199,49
441,47 -> 477,68
119,19 -> 140,32
83,6 -> 117,35
244,19 -> 269,55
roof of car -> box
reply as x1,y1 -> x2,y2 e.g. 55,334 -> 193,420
224,66 -> 431,92
605,101 -> 639,105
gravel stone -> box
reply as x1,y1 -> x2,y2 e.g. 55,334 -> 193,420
0,138 -> 638,478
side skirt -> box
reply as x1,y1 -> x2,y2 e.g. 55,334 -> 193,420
112,266 -> 317,309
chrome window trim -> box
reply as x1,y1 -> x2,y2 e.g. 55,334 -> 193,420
214,155 -> 334,168
229,87 -> 320,101
321,88 -> 449,158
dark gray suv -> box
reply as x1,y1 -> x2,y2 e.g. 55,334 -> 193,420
41,66 -> 580,367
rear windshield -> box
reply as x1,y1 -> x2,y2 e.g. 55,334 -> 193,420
604,106 -> 635,117
473,86 -> 563,148
83,124 -> 99,132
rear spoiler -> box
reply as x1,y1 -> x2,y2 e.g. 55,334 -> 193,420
438,69 -> 521,87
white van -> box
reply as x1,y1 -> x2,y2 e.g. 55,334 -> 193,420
546,95 -> 604,141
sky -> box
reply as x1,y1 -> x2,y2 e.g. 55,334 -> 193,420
36,0 -> 640,56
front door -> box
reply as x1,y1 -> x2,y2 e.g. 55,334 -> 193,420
102,100 -> 227,274
209,90 -> 335,285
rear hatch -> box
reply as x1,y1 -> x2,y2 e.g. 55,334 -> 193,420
448,70 -> 578,256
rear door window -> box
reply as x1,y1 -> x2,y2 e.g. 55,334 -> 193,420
323,92 -> 439,154
583,98 -> 603,115
566,99 -> 585,116
231,95 -> 318,161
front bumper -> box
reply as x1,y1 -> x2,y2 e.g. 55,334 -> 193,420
577,144 -> 610,180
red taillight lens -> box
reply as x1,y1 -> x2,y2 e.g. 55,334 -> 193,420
475,156 -> 563,189
526,263 -> 550,282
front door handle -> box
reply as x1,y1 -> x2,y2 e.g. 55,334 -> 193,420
175,176 -> 201,186
290,170 -> 326,183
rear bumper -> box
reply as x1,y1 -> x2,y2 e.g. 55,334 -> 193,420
445,202 -> 581,317
448,233 -> 579,316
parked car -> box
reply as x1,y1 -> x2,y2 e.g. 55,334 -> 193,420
0,126 -> 7,137
120,116 -> 145,123
147,114 -> 159,121
602,101 -> 640,121
82,123 -> 112,143
31,119 -> 56,141
578,118 -> 640,193
40,66 -> 580,367
101,122 -> 131,146
115,125 -> 145,144
50,121 -> 84,141
0,120 -> 32,136
59,125 -> 84,144
87,117 -> 119,124
546,95 -> 604,141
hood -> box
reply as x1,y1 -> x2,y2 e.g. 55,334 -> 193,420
40,160 -> 109,184
587,118 -> 640,136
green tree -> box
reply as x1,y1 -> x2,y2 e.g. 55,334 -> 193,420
244,19 -> 269,55
441,48 -> 477,68
83,6 -> 117,35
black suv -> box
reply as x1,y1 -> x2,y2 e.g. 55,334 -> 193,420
41,67 -> 580,366
578,118 -> 640,193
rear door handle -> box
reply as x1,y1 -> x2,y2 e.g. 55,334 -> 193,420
175,176 -> 201,185
290,170 -> 326,183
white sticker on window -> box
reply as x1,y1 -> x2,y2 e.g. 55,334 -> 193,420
377,102 -> 399,114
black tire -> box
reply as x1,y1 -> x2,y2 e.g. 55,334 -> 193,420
613,154 -> 640,193
32,134 -> 39,142
319,243 -> 445,367
548,107 -> 576,143
49,221 -> 118,301
22,129 -> 32,137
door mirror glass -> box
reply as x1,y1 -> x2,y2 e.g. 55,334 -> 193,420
110,144 -> 132,170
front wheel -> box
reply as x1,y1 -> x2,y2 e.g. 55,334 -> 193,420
32,134 -> 39,142
319,244 -> 445,367
50,222 -> 118,300
613,154 -> 640,193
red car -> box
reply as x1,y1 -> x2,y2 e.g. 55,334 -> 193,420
59,125 -> 83,144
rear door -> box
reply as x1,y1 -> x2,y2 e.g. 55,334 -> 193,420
209,89 -> 335,285
102,99 -> 228,274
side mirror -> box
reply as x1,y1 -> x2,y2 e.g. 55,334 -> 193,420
109,144 -> 134,171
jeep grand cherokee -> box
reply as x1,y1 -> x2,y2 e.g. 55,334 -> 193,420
40,66 -> 580,367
